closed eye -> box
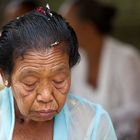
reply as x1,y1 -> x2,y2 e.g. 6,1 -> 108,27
53,80 -> 64,84
52,80 -> 66,89
24,82 -> 36,87
23,82 -> 37,92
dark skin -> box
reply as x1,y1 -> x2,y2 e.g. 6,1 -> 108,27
2,45 -> 71,140
62,5 -> 104,88
13,113 -> 54,140
13,101 -> 54,140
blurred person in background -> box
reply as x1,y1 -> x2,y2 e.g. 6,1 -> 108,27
0,0 -> 39,90
3,0 -> 39,24
59,0 -> 140,139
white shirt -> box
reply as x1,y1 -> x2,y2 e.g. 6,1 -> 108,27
70,36 -> 140,138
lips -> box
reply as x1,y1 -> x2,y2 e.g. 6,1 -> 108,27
38,109 -> 57,113
31,109 -> 57,119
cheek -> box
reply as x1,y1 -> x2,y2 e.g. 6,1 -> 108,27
53,79 -> 71,111
12,85 -> 34,116
54,90 -> 67,112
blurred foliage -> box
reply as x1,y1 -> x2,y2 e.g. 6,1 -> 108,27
100,0 -> 140,49
43,0 -> 140,49
0,0 -> 140,49
38,0 -> 64,11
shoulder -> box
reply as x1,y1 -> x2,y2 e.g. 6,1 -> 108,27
65,94 -> 117,139
105,36 -> 140,67
0,88 -> 12,108
0,87 -> 9,98
67,94 -> 109,119
0,88 -> 6,107
105,36 -> 139,56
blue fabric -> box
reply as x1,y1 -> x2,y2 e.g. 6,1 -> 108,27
54,105 -> 68,140
0,88 -> 15,140
0,88 -> 117,140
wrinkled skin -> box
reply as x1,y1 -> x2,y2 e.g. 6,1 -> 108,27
11,46 -> 71,122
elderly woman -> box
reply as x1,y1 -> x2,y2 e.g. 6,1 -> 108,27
0,6 -> 117,140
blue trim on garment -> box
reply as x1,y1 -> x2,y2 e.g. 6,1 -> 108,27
54,103 -> 68,140
8,88 -> 15,140
0,88 -> 117,140
1,87 -> 68,140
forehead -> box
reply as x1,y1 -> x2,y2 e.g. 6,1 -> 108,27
13,46 -> 69,75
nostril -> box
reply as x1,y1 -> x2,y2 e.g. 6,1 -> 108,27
45,99 -> 53,104
36,93 -> 53,103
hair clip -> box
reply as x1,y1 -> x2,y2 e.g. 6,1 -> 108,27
16,16 -> 20,20
50,41 -> 60,47
46,4 -> 53,17
36,4 -> 53,19
36,7 -> 46,15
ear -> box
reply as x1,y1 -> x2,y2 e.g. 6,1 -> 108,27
0,69 -> 11,87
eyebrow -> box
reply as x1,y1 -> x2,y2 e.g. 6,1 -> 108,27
51,65 -> 69,73
19,68 -> 40,77
18,64 -> 69,78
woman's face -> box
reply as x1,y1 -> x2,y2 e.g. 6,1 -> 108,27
11,45 -> 71,122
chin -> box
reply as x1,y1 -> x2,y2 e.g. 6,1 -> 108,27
32,117 -> 54,122
27,114 -> 55,122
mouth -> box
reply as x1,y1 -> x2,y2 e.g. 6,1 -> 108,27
30,109 -> 57,120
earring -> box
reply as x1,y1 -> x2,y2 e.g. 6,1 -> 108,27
4,80 -> 8,87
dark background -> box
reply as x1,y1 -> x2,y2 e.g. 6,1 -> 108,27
0,0 -> 140,50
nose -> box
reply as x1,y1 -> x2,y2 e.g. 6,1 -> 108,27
36,82 -> 53,103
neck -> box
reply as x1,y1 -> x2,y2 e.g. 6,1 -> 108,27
84,33 -> 104,89
85,33 -> 104,60
13,100 -> 54,140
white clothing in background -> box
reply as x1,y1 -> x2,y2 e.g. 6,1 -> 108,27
70,36 -> 140,139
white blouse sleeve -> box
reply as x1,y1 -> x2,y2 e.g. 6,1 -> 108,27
91,109 -> 117,140
67,95 -> 117,140
112,48 -> 140,138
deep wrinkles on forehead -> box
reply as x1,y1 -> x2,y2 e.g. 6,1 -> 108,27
13,41 -> 69,63
13,47 -> 69,74
23,48 -> 68,64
